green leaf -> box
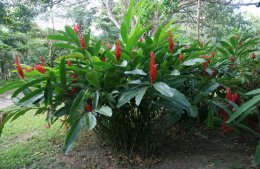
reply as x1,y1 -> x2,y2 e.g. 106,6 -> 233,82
0,81 -> 25,94
94,40 -> 102,56
246,88 -> 260,95
84,31 -> 90,48
154,25 -> 163,47
85,71 -> 101,88
227,94 -> 260,123
44,80 -> 53,106
206,109 -> 214,128
171,70 -> 180,76
153,82 -> 174,97
217,47 -> 229,56
220,41 -> 234,55
70,90 -> 87,115
19,87 -> 45,103
95,106 -> 112,117
124,69 -> 147,75
55,106 -> 70,118
92,91 -> 99,110
63,116 -> 85,155
117,87 -> 146,108
85,112 -> 96,130
12,78 -> 47,98
48,34 -> 72,42
121,21 -> 128,44
135,87 -> 147,105
124,0 -> 135,27
60,57 -> 67,89
53,43 -> 76,50
65,26 -> 80,46
255,141 -> 260,164
11,108 -> 32,121
182,58 -> 205,66
0,111 -> 16,135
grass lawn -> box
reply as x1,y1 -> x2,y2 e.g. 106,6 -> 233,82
0,110 -> 67,169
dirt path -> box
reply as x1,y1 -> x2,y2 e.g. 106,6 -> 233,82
0,92 -> 14,109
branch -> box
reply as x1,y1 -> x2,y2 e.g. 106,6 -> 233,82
101,0 -> 120,29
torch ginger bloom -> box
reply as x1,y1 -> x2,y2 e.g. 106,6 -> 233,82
85,103 -> 92,112
168,30 -> 174,53
80,34 -> 86,50
252,53 -> 256,60
150,51 -> 157,84
39,55 -> 44,66
73,24 -> 80,35
115,40 -> 121,63
15,56 -> 25,79
67,60 -> 71,66
179,53 -> 183,64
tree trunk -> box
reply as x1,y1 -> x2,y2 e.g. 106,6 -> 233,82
50,0 -> 55,67
196,0 -> 201,40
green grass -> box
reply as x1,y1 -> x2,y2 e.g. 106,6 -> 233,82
0,111 -> 67,169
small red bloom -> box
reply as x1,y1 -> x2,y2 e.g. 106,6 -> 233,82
211,51 -> 215,58
102,57 -> 106,62
212,69 -> 217,77
73,24 -> 80,35
39,55 -> 44,66
230,56 -> 235,62
85,103 -> 92,112
67,60 -> 71,66
139,37 -> 143,42
150,51 -> 157,84
34,65 -> 46,74
45,122 -> 50,129
168,30 -> 174,53
252,53 -> 256,60
80,34 -> 86,50
72,73 -> 77,79
107,43 -> 111,50
207,59 -> 211,64
179,53 -> 183,64
115,40 -> 121,63
71,88 -> 76,94
15,56 -> 25,79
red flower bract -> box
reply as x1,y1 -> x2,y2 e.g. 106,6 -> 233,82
115,40 -> 121,63
150,51 -> 156,84
179,53 -> 183,64
230,56 -> 235,62
34,65 -> 46,74
168,30 -> 174,53
71,88 -> 77,94
85,103 -> 92,112
80,34 -> 86,50
252,53 -> 256,60
102,57 -> 106,62
39,55 -> 44,66
211,51 -> 215,58
15,56 -> 25,79
73,24 -> 80,35
67,60 -> 71,66
107,43 -> 111,50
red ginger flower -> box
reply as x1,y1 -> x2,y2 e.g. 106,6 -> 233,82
85,103 -> 92,112
102,57 -> 106,62
71,88 -> 76,94
34,65 -> 46,74
67,60 -> 71,66
115,40 -> 121,63
168,30 -> 174,53
80,34 -> 86,50
230,56 -> 235,62
73,24 -> 80,35
252,53 -> 256,60
107,43 -> 111,50
15,56 -> 25,79
150,51 -> 157,84
179,53 -> 183,64
39,55 -> 44,66
211,51 -> 215,58
139,37 -> 143,42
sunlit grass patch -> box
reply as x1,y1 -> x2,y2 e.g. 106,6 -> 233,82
0,110 -> 66,169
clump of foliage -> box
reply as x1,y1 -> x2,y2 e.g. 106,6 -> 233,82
0,0 -> 259,165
